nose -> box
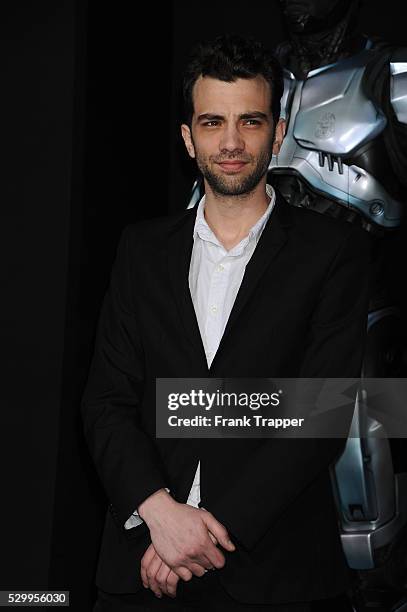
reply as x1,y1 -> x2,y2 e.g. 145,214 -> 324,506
219,123 -> 245,154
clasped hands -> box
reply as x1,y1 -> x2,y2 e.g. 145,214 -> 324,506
138,489 -> 236,599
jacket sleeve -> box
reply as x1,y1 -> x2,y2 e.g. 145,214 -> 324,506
81,226 -> 169,531
207,223 -> 371,551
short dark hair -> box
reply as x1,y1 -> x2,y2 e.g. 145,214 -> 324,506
182,34 -> 284,128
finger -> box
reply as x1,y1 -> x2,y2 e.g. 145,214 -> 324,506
188,551 -> 214,571
200,508 -> 224,550
202,533 -> 227,570
188,561 -> 207,578
140,544 -> 156,588
201,511 -> 236,553
174,565 -> 193,582
201,553 -> 217,570
166,570 -> 180,598
146,555 -> 164,598
155,563 -> 172,596
192,550 -> 215,571
182,535 -> 224,571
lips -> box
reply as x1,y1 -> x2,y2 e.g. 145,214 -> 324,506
217,161 -> 248,172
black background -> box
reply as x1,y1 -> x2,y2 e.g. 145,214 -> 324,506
0,1 -> 405,610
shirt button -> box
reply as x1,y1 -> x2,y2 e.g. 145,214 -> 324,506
210,305 -> 218,313
217,264 -> 225,272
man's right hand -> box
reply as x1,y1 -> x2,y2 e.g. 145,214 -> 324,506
138,489 -> 236,581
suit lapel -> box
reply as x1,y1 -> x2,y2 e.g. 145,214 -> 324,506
209,190 -> 293,371
166,190 -> 294,373
167,206 -> 209,370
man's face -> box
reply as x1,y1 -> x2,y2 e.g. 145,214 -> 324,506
181,76 -> 283,197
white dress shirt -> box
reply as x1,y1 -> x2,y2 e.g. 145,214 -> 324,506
125,184 -> 276,529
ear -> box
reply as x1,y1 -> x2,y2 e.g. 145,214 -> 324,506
181,124 -> 196,159
272,118 -> 286,155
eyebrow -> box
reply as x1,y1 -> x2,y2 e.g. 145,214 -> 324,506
196,111 -> 269,122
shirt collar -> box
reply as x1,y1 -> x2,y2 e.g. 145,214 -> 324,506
193,184 -> 276,247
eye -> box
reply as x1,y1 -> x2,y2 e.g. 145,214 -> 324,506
244,119 -> 261,126
203,120 -> 220,127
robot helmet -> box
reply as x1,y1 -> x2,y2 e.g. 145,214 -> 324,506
280,0 -> 359,34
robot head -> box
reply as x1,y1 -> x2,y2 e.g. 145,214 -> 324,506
280,0 -> 359,34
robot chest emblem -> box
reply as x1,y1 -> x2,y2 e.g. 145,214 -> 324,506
315,112 -> 336,139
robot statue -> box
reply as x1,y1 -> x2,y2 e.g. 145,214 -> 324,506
271,2 -> 407,610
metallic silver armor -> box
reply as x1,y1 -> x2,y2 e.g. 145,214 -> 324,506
270,45 -> 406,229
391,61 -> 407,124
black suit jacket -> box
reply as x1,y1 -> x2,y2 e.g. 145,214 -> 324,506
81,190 -> 370,604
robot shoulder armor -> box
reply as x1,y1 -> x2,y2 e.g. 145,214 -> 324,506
390,58 -> 407,124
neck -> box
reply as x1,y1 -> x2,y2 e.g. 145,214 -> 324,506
202,179 -> 270,250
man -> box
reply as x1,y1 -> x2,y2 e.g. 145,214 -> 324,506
82,34 -> 370,611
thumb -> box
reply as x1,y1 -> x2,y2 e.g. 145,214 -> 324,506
200,508 -> 218,545
200,510 -> 236,551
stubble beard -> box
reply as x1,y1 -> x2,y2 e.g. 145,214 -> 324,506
195,147 -> 272,198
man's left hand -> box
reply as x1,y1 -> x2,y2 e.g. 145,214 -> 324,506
141,543 -> 180,598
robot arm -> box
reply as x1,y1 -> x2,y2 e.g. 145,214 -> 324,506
390,50 -> 407,125
362,46 -> 407,190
